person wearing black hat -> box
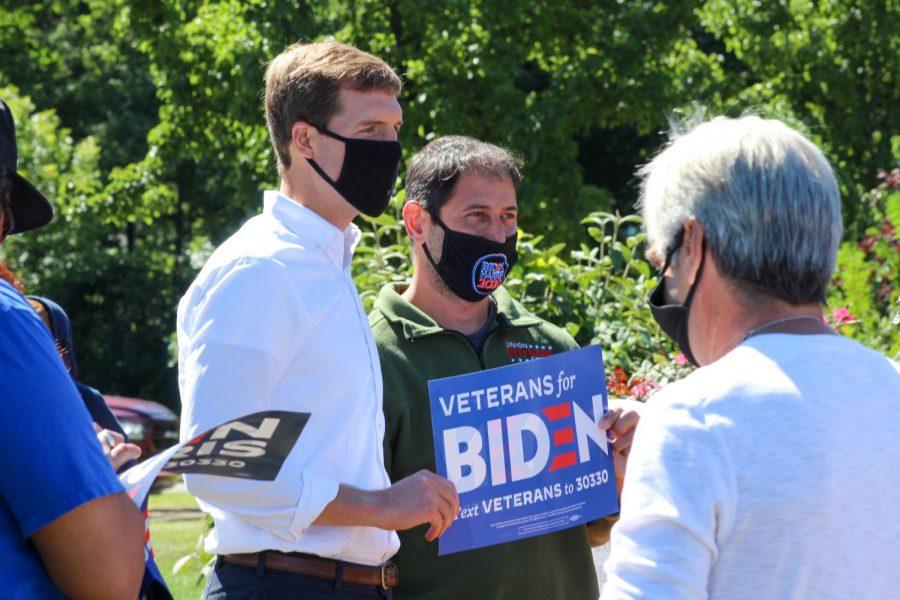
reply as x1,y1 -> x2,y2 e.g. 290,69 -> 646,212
0,97 -> 146,599
0,99 -> 53,235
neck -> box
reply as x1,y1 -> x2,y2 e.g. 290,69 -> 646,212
280,166 -> 357,231
696,287 -> 829,364
402,267 -> 492,336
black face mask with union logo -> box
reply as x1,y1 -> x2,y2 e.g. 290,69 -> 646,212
422,213 -> 518,303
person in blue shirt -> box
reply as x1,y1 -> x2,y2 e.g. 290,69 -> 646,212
24,293 -> 175,599
1,98 -> 145,599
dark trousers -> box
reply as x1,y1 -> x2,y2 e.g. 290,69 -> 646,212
203,555 -> 393,600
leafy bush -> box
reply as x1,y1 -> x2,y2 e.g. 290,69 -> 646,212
827,169 -> 900,360
508,212 -> 693,397
353,177 -> 900,402
351,208 -> 692,400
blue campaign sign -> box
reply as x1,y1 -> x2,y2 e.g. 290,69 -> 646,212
429,344 -> 619,555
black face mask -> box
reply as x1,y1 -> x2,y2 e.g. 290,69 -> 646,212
422,213 -> 518,302
648,230 -> 706,366
305,127 -> 402,217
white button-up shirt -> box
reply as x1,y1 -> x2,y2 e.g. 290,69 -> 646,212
177,190 -> 399,565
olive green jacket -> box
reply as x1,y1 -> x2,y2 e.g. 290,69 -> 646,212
369,284 -> 602,600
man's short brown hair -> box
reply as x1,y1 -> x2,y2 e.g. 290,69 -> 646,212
264,41 -> 402,172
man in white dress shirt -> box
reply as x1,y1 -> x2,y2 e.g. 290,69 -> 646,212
178,42 -> 459,599
601,115 -> 900,599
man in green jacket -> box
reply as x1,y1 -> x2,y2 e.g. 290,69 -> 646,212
369,136 -> 639,599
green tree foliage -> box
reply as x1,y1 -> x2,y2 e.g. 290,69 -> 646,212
698,0 -> 898,232
827,169 -> 900,358
0,1 -> 157,170
1,87 -> 180,400
0,0 -> 896,406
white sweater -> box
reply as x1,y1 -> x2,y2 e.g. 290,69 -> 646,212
602,333 -> 900,600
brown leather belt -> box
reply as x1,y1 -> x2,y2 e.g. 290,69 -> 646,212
222,551 -> 399,589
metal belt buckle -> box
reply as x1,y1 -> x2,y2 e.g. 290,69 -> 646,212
380,563 -> 389,590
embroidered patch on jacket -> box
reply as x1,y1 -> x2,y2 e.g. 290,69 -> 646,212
505,341 -> 554,362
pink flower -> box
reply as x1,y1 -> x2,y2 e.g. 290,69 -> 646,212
858,236 -> 877,254
673,353 -> 687,366
629,382 -> 649,398
832,307 -> 856,325
877,168 -> 900,190
629,379 -> 660,400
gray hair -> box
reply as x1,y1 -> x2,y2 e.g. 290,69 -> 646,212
406,136 -> 522,216
638,114 -> 842,304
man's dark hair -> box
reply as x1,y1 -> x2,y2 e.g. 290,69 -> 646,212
405,136 -> 523,216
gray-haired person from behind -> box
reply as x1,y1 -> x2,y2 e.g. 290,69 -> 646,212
601,115 -> 900,600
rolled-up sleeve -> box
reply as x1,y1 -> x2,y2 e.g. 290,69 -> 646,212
177,258 -> 340,540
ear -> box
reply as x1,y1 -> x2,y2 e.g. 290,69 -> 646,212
646,245 -> 665,271
680,219 -> 706,286
402,200 -> 429,244
290,121 -> 317,161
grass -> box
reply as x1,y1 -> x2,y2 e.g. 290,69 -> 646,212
150,485 -> 201,510
148,489 -> 210,600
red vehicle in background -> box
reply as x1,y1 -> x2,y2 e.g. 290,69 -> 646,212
104,395 -> 180,461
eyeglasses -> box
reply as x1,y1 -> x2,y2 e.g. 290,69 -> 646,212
654,227 -> 686,275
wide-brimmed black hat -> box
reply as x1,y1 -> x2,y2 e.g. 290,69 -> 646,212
0,98 -> 53,233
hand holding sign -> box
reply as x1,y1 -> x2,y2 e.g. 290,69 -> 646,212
94,423 -> 141,471
316,469 -> 459,541
372,470 -> 460,541
598,400 -> 642,495
429,345 -> 619,555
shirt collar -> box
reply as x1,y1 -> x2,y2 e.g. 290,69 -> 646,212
263,190 -> 361,269
374,283 -> 542,340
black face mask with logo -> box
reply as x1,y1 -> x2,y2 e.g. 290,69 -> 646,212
422,213 -> 518,303
305,127 -> 402,217
648,229 -> 706,366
